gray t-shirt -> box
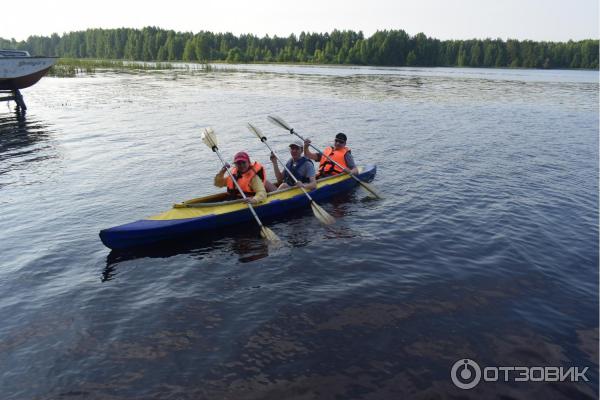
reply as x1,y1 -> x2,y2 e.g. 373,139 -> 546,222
283,157 -> 315,185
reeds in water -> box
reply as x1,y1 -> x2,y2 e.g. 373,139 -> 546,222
47,58 -> 230,78
47,58 -> 179,77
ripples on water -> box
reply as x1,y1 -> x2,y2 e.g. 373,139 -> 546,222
0,65 -> 597,399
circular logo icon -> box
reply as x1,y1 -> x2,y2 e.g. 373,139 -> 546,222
451,359 -> 481,389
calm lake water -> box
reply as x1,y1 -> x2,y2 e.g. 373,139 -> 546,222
0,64 -> 598,399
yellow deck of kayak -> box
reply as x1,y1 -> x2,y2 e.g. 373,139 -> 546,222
148,170 -> 357,221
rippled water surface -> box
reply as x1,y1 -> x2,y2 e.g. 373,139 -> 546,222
0,65 -> 598,399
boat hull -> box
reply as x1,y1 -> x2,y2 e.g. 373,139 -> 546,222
100,165 -> 377,250
0,57 -> 56,90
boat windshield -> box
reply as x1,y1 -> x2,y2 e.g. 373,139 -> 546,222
0,49 -> 31,57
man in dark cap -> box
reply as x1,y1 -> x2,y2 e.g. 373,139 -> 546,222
304,132 -> 358,178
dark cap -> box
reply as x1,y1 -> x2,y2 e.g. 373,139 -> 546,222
335,132 -> 347,142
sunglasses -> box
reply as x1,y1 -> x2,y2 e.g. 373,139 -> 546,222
335,139 -> 346,144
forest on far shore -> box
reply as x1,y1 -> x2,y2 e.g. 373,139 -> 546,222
1,27 -> 598,69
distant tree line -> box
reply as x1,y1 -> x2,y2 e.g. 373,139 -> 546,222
1,27 -> 598,69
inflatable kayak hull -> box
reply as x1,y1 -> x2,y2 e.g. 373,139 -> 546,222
99,165 -> 376,250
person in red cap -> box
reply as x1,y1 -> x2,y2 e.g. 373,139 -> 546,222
214,151 -> 275,204
304,132 -> 359,178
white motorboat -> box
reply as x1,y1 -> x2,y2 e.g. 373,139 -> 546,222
0,49 -> 57,90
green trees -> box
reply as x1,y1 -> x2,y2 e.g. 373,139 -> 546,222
4,27 -> 597,69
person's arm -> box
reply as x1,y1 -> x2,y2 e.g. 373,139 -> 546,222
302,176 -> 317,191
245,175 -> 267,204
214,164 -> 229,187
344,152 -> 359,175
295,161 -> 317,190
303,139 -> 321,162
270,152 -> 283,183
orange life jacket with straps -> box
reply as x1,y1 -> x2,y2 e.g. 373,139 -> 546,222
226,161 -> 266,197
317,146 -> 350,178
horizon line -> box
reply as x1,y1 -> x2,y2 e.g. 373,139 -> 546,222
1,26 -> 598,44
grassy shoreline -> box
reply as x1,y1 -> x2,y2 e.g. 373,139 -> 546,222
48,57 -> 598,77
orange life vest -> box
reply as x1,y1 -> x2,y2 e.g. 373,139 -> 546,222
226,161 -> 266,197
317,146 -> 350,178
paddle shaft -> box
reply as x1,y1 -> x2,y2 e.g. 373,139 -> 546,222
259,138 -> 315,201
212,147 -> 265,228
288,129 -> 367,184
267,115 -> 381,199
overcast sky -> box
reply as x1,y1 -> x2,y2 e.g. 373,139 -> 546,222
2,0 -> 598,42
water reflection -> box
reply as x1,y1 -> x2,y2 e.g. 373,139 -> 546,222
0,113 -> 58,189
231,236 -> 270,263
102,228 -> 272,281
101,192 -> 368,279
0,113 -> 52,153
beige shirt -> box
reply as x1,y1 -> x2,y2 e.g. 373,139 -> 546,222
214,171 -> 267,203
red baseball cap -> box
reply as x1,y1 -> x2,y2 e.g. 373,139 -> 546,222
234,151 -> 250,163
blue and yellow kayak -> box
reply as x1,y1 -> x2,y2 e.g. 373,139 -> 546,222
99,165 -> 377,250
